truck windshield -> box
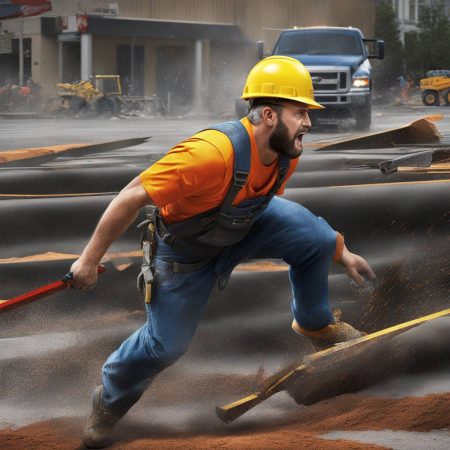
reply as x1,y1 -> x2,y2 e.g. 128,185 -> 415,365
275,31 -> 363,56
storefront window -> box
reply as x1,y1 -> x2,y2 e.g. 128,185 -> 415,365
418,0 -> 428,22
409,0 -> 417,22
0,38 -> 31,86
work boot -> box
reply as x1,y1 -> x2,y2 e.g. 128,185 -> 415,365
82,385 -> 123,449
292,309 -> 365,347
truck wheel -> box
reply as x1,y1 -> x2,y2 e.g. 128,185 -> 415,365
60,96 -> 86,115
422,90 -> 440,106
96,96 -> 118,115
354,104 -> 371,131
443,89 -> 450,105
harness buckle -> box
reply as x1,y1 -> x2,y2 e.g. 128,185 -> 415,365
137,263 -> 154,304
162,233 -> 175,246
234,170 -> 248,187
231,216 -> 251,224
137,218 -> 151,231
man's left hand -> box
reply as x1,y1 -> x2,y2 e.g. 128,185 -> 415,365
337,246 -> 376,287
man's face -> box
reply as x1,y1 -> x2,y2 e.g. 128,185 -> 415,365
269,102 -> 311,159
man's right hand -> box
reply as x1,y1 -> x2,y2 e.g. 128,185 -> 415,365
67,176 -> 153,291
69,258 -> 100,290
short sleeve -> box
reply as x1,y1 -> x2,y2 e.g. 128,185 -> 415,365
139,139 -> 227,208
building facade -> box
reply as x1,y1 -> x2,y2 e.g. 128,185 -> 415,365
392,0 -> 450,41
0,0 -> 378,114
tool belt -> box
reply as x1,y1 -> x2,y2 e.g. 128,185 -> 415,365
136,206 -> 157,304
136,206 -> 211,303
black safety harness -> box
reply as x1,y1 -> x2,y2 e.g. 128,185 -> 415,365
137,120 -> 290,302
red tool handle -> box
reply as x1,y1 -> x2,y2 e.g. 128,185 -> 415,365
0,266 -> 105,313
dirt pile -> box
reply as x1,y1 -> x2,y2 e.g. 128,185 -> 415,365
1,392 -> 449,449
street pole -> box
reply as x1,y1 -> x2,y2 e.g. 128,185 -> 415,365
194,38 -> 202,112
80,33 -> 93,81
19,17 -> 24,85
130,35 -> 135,95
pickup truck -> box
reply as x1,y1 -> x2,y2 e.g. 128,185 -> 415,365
238,27 -> 384,131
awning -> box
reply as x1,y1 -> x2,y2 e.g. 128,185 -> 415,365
42,15 -> 252,45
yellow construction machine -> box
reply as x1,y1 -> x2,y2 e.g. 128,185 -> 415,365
46,75 -> 156,116
47,75 -> 122,115
420,70 -> 450,106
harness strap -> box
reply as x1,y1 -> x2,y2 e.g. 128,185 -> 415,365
266,156 -> 290,201
209,121 -> 291,213
137,205 -> 159,302
208,121 -> 251,212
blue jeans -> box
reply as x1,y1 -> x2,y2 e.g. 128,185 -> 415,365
102,197 -> 337,411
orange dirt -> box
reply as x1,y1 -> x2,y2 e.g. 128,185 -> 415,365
1,392 -> 449,449
0,250 -> 141,267
0,252 -> 288,272
234,260 -> 288,272
0,143 -> 89,163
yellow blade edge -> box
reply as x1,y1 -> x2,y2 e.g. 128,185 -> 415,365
217,307 -> 450,418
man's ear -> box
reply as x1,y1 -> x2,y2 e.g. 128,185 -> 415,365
261,106 -> 278,127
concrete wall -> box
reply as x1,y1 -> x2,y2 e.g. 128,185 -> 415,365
92,36 -> 117,76
38,0 -> 376,39
92,36 -> 195,97
40,0 -> 235,22
234,0 -> 376,48
30,33 -> 41,83
39,35 -> 59,100
116,0 -> 235,23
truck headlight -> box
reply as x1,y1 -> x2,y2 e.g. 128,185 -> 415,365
352,77 -> 369,88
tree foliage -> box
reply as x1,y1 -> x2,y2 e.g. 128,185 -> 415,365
405,1 -> 450,77
373,0 -> 404,90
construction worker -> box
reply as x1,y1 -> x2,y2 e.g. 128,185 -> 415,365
71,55 -> 376,448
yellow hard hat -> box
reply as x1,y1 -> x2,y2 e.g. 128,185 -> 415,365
241,55 -> 324,109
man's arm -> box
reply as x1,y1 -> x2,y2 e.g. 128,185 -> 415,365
70,176 -> 152,289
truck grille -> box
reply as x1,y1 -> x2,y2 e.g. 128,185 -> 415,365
308,67 -> 351,104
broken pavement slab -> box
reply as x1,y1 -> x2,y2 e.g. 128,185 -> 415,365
349,148 -> 450,174
216,308 -> 450,423
0,192 -> 117,199
309,116 -> 442,151
0,137 -> 150,166
398,162 -> 450,173
0,143 -> 91,163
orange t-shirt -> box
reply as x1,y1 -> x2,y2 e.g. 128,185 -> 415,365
140,117 -> 298,223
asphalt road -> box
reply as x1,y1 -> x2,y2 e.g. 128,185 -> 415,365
0,105 -> 449,449
0,105 -> 449,152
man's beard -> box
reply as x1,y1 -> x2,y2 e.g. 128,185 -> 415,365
269,119 -> 304,159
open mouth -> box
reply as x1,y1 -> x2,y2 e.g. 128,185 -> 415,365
297,130 -> 307,141
296,132 -> 307,147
